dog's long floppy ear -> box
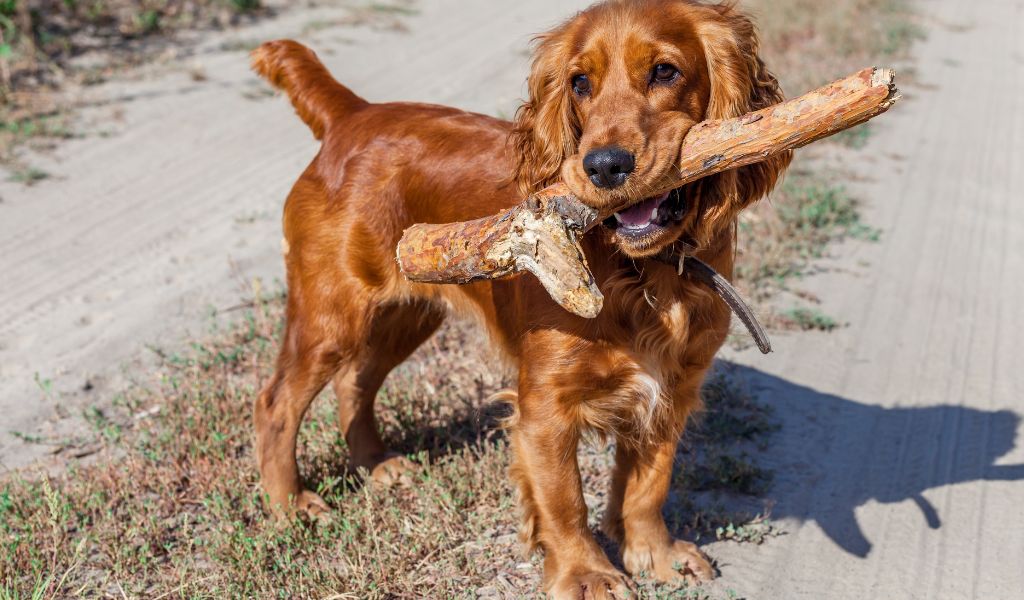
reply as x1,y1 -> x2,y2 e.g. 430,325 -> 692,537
696,4 -> 791,208
510,28 -> 581,196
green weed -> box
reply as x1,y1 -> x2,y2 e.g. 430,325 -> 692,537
780,307 -> 841,332
228,0 -> 262,13
715,517 -> 782,545
833,122 -> 873,149
6,165 -> 48,184
368,2 -> 418,16
736,170 -> 882,300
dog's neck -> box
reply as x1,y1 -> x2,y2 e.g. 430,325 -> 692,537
641,231 -> 772,354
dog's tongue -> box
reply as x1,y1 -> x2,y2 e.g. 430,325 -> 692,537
615,195 -> 663,227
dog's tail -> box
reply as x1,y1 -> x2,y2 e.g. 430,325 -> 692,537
251,40 -> 366,140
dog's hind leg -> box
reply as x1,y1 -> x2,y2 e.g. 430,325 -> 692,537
332,299 -> 445,485
254,310 -> 346,517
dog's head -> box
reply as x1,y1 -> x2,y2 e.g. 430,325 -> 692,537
511,0 -> 791,258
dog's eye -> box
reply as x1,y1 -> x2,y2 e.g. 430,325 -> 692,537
572,74 -> 591,96
651,63 -> 679,84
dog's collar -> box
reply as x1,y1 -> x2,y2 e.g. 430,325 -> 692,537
652,243 -> 772,354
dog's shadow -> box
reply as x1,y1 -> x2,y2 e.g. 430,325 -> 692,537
708,361 -> 1024,557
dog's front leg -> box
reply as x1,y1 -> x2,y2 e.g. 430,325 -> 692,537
602,375 -> 714,585
603,437 -> 714,584
510,402 -> 634,600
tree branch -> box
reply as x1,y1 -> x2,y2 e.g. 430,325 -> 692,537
396,67 -> 900,318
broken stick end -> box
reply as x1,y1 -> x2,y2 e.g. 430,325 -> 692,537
871,66 -> 901,107
561,291 -> 604,319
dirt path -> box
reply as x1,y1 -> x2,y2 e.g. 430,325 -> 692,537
0,0 -> 588,471
712,0 -> 1024,597
1,0 -> 1021,597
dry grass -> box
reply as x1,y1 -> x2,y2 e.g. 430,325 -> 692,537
0,0 -> 267,96
0,0 -> 919,598
0,1 -> 422,173
748,0 -> 922,93
735,167 -> 882,303
0,294 -> 775,598
0,0 -> 269,169
734,0 -> 920,318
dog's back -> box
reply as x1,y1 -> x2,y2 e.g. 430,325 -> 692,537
251,40 -> 520,236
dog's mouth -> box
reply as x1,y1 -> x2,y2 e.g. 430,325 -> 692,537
601,186 -> 687,241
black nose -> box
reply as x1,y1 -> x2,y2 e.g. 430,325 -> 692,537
582,146 -> 635,189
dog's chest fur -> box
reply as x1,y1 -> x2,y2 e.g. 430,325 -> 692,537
574,269 -> 728,441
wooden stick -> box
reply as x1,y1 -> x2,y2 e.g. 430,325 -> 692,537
397,183 -> 603,317
397,67 -> 900,317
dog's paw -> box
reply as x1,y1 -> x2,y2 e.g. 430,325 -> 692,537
355,453 -> 417,486
547,568 -> 636,600
294,489 -> 331,518
623,539 -> 714,584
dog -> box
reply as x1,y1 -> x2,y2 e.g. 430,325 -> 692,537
251,1 -> 790,597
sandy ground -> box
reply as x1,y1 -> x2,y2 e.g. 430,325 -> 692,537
712,0 -> 1024,597
1,0 -> 1022,598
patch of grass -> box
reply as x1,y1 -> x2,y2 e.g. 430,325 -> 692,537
0,296 -> 518,597
664,367 -> 781,548
0,1 -> 420,169
301,1 -> 418,35
747,0 -> 922,93
0,112 -> 73,171
715,516 -> 781,545
777,178 -> 882,244
778,307 -> 842,332
217,38 -> 262,53
2,114 -> 71,140
730,0 -> 916,312
879,18 -> 926,56
833,122 -> 873,149
641,586 -> 747,600
0,295 -> 778,598
134,9 -> 161,35
0,1 -> 269,94
0,1 -> 272,167
684,453 -> 773,496
6,165 -> 48,184
82,406 -> 121,444
229,0 -> 262,13
368,1 -> 419,16
8,431 -> 44,445
736,170 -> 882,300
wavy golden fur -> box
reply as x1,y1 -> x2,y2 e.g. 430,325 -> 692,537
251,2 -> 789,598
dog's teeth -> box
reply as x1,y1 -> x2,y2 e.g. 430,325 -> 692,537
650,206 -> 659,222
614,212 -> 623,223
